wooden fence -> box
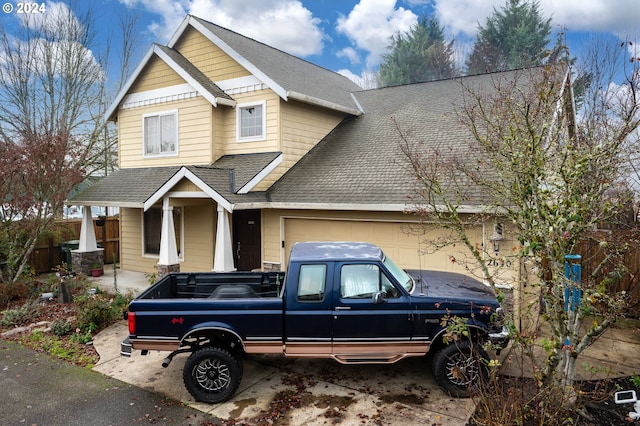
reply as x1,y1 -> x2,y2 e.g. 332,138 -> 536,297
575,230 -> 640,316
29,217 -> 120,274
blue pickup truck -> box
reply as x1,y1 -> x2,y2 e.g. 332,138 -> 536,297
122,241 -> 508,403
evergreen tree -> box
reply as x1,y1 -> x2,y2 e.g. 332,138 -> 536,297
466,0 -> 552,75
378,16 -> 457,87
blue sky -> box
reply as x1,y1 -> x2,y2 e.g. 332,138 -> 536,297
2,0 -> 640,87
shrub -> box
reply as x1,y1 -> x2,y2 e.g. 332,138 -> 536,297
50,318 -> 73,336
0,300 -> 40,327
0,280 -> 31,309
74,292 -> 131,333
70,329 -> 93,344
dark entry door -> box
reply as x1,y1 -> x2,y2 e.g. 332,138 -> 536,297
233,210 -> 261,271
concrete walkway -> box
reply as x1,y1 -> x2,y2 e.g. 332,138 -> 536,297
89,267 -> 640,425
93,322 -> 475,425
89,265 -> 150,296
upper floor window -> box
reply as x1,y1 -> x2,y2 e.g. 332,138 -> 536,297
143,110 -> 178,156
236,101 -> 266,142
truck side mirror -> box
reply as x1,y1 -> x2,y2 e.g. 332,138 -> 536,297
373,291 -> 387,304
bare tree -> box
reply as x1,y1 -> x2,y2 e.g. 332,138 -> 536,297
0,3 -> 140,283
399,43 -> 640,417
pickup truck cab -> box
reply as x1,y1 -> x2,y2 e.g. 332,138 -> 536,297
122,241 -> 508,403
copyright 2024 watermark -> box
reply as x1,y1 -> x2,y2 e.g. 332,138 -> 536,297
3,2 -> 47,14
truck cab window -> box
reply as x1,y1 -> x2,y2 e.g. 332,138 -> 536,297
341,264 -> 400,299
297,264 -> 326,301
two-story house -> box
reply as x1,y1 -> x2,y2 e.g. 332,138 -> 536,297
68,14 -> 573,314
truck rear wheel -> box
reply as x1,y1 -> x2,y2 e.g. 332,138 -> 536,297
183,347 -> 243,403
432,340 -> 488,398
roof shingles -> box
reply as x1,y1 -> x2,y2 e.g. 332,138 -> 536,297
69,153 -> 279,207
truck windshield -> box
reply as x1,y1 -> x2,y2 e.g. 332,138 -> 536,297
383,255 -> 414,293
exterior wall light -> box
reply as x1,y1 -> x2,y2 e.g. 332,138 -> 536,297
489,223 -> 504,254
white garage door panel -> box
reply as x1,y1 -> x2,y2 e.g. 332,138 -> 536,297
284,218 -> 454,270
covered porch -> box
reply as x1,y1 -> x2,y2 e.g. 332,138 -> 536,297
66,153 -> 281,278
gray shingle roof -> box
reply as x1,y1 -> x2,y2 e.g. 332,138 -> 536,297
267,71 -> 536,208
190,16 -> 363,114
154,44 -> 233,103
68,152 -> 279,207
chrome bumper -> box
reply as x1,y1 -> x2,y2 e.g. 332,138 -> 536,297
120,337 -> 132,357
488,326 -> 510,349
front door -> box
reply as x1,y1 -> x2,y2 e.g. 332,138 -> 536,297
232,209 -> 261,271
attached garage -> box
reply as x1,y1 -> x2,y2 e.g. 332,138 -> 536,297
281,216 -> 467,272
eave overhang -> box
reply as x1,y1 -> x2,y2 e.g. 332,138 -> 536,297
104,44 -> 235,123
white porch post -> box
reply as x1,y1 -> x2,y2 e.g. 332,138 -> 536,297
78,206 -> 97,251
213,205 -> 235,272
158,198 -> 179,266
71,206 -> 103,276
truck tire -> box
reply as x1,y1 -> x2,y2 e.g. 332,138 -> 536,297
183,347 -> 243,403
431,340 -> 488,398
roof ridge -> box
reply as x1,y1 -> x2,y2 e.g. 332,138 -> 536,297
188,15 -> 351,80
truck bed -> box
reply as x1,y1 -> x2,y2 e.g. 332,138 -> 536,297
137,271 -> 286,300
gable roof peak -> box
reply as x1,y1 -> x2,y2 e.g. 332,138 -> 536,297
175,14 -> 363,116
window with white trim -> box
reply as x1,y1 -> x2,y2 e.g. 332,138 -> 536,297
143,206 -> 182,257
143,110 -> 178,156
236,101 -> 266,142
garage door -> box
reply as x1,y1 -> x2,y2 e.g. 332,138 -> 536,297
283,218 -> 456,271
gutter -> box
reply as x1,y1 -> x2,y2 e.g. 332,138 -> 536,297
287,91 -> 362,116
232,202 -> 495,214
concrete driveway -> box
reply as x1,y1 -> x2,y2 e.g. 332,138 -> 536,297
93,322 -> 475,425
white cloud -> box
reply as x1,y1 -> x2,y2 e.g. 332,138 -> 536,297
337,68 -> 378,89
120,0 -> 324,57
537,0 -> 640,38
336,0 -> 417,69
5,2 -> 103,81
20,1 -> 86,39
432,0 -> 640,41
337,47 -> 360,65
432,0 -> 496,38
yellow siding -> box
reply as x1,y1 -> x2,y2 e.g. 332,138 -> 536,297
118,96 -> 216,168
216,89 -> 280,157
172,178 -> 200,192
262,210 -> 518,285
129,55 -> 185,93
253,99 -> 346,191
120,208 -> 158,273
120,202 -> 217,273
174,27 -> 250,81
179,202 -> 216,271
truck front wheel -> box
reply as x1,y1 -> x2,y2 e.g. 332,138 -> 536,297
431,340 -> 488,398
183,347 -> 243,403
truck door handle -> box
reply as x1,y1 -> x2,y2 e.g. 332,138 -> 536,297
335,306 -> 351,311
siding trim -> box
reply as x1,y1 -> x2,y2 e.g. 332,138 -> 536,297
144,167 -> 233,212
182,17 -> 288,100
152,44 -> 236,108
122,83 -> 198,109
234,202 -> 490,214
237,153 -> 283,194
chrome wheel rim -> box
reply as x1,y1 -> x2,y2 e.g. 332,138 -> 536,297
445,352 -> 480,387
194,358 -> 232,392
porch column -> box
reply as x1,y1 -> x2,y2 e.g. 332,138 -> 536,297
158,198 -> 180,278
79,206 -> 98,251
71,206 -> 104,276
213,205 -> 235,272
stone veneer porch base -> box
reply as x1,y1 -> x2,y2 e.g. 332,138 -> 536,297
71,248 -> 104,276
157,263 -> 180,280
